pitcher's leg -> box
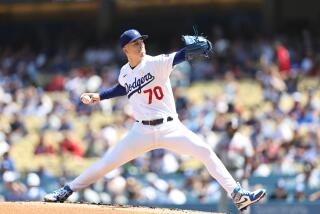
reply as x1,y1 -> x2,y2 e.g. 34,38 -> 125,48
165,129 -> 267,211
69,130 -> 153,191
159,121 -> 238,196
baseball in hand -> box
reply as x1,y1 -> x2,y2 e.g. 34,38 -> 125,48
81,95 -> 91,104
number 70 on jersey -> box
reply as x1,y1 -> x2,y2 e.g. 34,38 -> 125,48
143,86 -> 164,104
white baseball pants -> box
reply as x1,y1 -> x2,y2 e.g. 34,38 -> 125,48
69,118 -> 238,196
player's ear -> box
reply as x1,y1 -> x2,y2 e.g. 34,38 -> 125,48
122,47 -> 128,54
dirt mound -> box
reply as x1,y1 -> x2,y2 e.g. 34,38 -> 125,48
0,202 -> 223,214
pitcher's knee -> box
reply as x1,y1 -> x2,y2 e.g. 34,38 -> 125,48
195,145 -> 215,161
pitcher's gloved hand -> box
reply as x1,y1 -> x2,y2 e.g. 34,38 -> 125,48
181,34 -> 213,61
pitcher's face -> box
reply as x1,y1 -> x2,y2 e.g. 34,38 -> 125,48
123,39 -> 146,58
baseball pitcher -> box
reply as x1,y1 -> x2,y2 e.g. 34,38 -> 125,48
44,29 -> 266,211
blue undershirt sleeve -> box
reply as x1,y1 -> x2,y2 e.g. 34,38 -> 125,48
172,47 -> 186,67
99,83 -> 127,100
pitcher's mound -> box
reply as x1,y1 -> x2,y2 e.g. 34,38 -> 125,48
0,202 -> 223,214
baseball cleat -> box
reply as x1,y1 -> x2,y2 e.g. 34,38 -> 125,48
44,185 -> 73,203
231,184 -> 266,211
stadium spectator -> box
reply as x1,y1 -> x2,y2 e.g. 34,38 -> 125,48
215,118 -> 254,181
9,113 -> 27,141
275,41 -> 291,78
0,152 -> 16,174
26,172 -> 46,201
269,179 -> 288,201
215,118 -> 254,211
294,183 -> 306,202
59,134 -> 85,157
34,134 -> 55,155
2,171 -> 27,201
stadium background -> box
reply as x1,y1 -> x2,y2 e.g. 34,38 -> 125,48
0,0 -> 320,213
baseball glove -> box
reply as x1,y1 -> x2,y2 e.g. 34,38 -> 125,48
182,30 -> 213,61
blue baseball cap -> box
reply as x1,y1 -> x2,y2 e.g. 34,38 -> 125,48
120,29 -> 148,48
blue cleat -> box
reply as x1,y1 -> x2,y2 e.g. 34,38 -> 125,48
231,184 -> 266,211
44,185 -> 73,203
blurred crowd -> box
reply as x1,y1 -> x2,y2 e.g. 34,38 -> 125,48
0,26 -> 320,205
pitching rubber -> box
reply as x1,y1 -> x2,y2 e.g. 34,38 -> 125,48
0,202 -> 225,214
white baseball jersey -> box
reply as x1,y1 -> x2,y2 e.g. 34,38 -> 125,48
118,54 -> 178,121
